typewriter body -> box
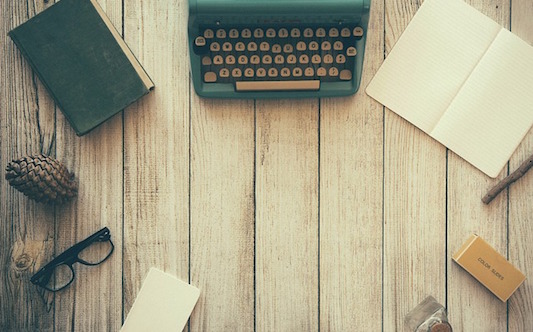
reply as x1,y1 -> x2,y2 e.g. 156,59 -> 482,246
188,0 -> 371,98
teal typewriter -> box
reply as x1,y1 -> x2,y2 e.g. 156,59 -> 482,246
188,0 -> 371,98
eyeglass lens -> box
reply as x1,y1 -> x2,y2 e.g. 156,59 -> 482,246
37,238 -> 113,291
78,240 -> 114,265
40,264 -> 74,291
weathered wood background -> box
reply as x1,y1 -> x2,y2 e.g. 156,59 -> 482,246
1,0 -> 532,330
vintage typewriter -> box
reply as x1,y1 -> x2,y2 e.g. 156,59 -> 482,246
188,0 -> 371,98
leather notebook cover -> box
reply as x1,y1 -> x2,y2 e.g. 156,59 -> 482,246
8,0 -> 154,136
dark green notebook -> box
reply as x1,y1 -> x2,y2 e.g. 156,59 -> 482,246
8,0 -> 154,136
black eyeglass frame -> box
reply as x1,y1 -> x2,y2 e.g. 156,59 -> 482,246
30,227 -> 114,292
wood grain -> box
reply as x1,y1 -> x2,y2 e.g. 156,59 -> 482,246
122,0 -> 190,324
256,99 -> 319,331
189,98 -> 255,331
383,1 -> 447,331
319,0 -> 385,329
0,0 -> 56,330
447,1 -> 510,331
508,0 -> 533,330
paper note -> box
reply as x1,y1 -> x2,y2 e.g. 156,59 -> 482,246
366,0 -> 533,177
121,268 -> 200,332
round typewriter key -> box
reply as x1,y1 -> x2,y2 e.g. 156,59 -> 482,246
225,55 -> 236,65
296,41 -> 306,51
247,42 -> 258,51
250,55 -> 260,64
287,54 -> 297,64
328,28 -> 339,37
290,28 -> 300,38
238,55 -> 248,64
303,28 -> 313,37
266,28 -> 276,38
262,55 -> 272,64
222,42 -> 232,51
204,72 -> 217,83
336,54 -> 346,64
268,68 -> 278,77
316,28 -> 326,37
204,29 -> 214,38
339,69 -> 352,81
244,68 -> 254,77
256,68 -> 266,77
333,41 -> 344,51
353,27 -> 364,37
304,67 -> 314,77
283,44 -> 293,53
235,42 -> 246,52
254,28 -> 264,38
219,68 -> 230,78
242,28 -> 252,38
309,41 -> 319,51
216,29 -> 226,38
201,56 -> 212,65
213,55 -> 223,65
340,27 -> 351,37
279,28 -> 289,38
346,46 -> 357,56
210,42 -> 220,52
232,68 -> 242,78
260,42 -> 270,52
229,29 -> 239,38
195,36 -> 206,47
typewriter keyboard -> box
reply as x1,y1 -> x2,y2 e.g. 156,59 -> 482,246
193,25 -> 364,91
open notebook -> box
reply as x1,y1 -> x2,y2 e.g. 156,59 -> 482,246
366,0 -> 533,178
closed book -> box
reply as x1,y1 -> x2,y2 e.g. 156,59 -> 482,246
8,0 -> 154,136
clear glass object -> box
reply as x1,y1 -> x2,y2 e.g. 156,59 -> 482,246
405,296 -> 453,332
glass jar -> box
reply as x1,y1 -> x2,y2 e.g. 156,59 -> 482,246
405,296 -> 453,332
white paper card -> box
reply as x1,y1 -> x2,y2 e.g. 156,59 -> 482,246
366,0 -> 533,177
121,268 -> 200,332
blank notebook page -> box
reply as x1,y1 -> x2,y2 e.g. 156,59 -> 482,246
366,0 -> 533,177
431,29 -> 533,175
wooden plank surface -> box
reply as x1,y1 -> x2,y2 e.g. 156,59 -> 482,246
1,1 -> 56,330
1,0 -> 533,330
319,0 -> 384,329
508,0 -> 533,330
255,99 -> 319,331
383,0 -> 447,330
447,1 -> 510,331
189,98 -> 255,331
122,0 -> 191,326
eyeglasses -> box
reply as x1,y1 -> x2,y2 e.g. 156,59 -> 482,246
31,227 -> 114,292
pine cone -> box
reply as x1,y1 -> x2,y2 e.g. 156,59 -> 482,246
5,154 -> 78,204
